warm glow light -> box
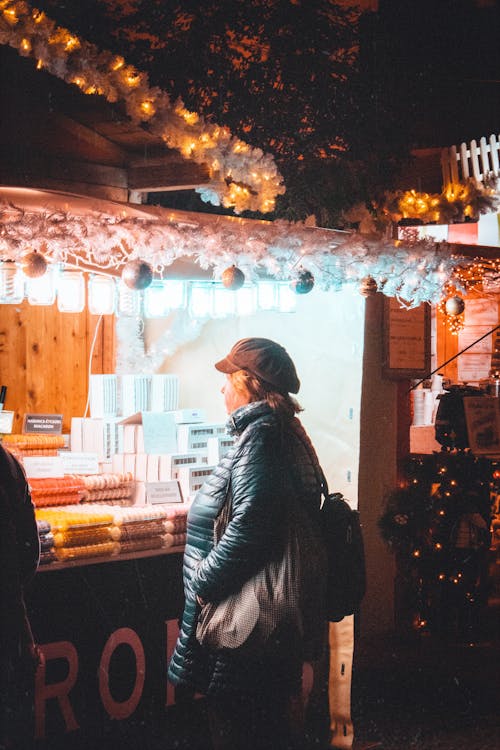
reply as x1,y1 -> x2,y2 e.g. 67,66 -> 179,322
117,281 -> 142,317
189,283 -> 213,318
88,274 -> 116,315
26,265 -> 57,306
57,270 -> 85,313
144,280 -> 186,317
140,100 -> 155,117
213,285 -> 236,318
111,56 -> 125,71
0,261 -> 24,304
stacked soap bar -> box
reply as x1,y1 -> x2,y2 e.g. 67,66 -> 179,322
34,503 -> 189,562
35,505 -> 116,561
75,472 -> 135,503
37,519 -> 56,565
107,504 -> 186,555
3,433 -> 66,457
29,476 -> 87,507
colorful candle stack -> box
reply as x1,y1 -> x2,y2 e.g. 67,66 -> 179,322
164,506 -> 188,549
35,505 -> 116,561
71,472 -> 135,504
2,433 -> 66,457
29,476 -> 87,507
109,505 -> 171,555
37,519 -> 56,565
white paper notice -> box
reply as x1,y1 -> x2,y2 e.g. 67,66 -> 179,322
23,456 -> 64,478
146,480 -> 183,504
142,412 -> 177,455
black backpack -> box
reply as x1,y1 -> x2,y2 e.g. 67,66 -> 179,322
320,489 -> 366,622
292,427 -> 367,622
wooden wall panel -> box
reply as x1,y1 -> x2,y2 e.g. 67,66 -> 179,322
0,301 -> 115,433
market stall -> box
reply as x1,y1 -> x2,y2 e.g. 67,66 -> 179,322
1,5 -> 499,748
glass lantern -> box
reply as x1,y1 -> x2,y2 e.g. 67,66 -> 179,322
57,270 -> 86,313
0,260 -> 24,304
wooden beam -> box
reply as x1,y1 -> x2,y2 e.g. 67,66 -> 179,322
127,161 -> 211,191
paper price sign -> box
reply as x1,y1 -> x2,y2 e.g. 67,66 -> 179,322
146,481 -> 183,505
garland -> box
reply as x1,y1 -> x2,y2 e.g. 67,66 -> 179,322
0,0 -> 285,214
0,192 -> 471,307
381,177 -> 499,225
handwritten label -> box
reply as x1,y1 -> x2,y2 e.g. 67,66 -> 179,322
60,452 -> 99,475
23,456 -> 64,478
146,481 -> 183,505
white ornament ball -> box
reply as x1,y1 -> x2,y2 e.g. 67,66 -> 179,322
221,265 -> 245,290
445,296 -> 465,316
121,259 -> 153,290
21,250 -> 48,278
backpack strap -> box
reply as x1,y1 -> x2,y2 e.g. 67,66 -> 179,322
289,420 -> 330,505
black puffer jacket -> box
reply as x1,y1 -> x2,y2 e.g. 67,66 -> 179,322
167,400 -> 325,696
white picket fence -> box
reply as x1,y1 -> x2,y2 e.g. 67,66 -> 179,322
441,133 -> 500,186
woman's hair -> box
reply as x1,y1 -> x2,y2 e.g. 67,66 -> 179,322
230,369 -> 302,418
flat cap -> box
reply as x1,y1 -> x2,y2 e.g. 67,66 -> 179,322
215,337 -> 300,394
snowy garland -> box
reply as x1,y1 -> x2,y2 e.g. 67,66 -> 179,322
0,0 -> 285,213
382,177 -> 499,225
0,195 -> 474,308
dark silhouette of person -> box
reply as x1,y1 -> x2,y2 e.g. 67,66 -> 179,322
0,444 -> 40,750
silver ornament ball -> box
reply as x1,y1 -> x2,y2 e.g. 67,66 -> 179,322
121,259 -> 153,290
445,296 -> 465,316
290,269 -> 314,294
221,265 -> 245,290
359,276 -> 378,297
21,250 -> 48,278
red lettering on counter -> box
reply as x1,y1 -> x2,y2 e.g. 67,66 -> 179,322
35,641 -> 79,739
99,627 -> 145,720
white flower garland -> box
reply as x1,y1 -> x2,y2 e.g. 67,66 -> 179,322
0,0 -> 285,213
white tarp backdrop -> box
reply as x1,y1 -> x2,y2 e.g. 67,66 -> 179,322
145,286 -> 365,506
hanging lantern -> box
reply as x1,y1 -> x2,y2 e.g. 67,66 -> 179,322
290,269 -> 314,295
359,276 -> 378,297
121,259 -> 153,290
445,296 -> 465,316
221,265 -> 245,290
21,250 -> 48,278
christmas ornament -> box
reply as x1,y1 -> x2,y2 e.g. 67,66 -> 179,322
445,296 -> 465,316
121,259 -> 153,290
359,276 -> 378,297
221,265 -> 245,290
290,269 -> 314,294
21,250 -> 47,278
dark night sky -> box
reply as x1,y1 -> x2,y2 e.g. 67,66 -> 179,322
25,0 -> 500,222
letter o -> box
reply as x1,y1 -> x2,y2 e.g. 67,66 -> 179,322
99,627 -> 145,720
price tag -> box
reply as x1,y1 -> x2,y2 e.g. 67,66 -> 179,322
146,481 -> 183,505
23,456 -> 64,478
60,452 -> 99,475
0,410 -> 14,434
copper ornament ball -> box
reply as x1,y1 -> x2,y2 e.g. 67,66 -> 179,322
221,265 -> 245,290
121,259 -> 153,290
291,269 -> 314,294
359,276 -> 378,297
445,296 -> 465,316
21,250 -> 48,278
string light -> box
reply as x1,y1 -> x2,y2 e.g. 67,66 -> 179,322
0,0 -> 285,214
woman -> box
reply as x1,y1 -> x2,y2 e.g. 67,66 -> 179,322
168,337 -> 327,750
